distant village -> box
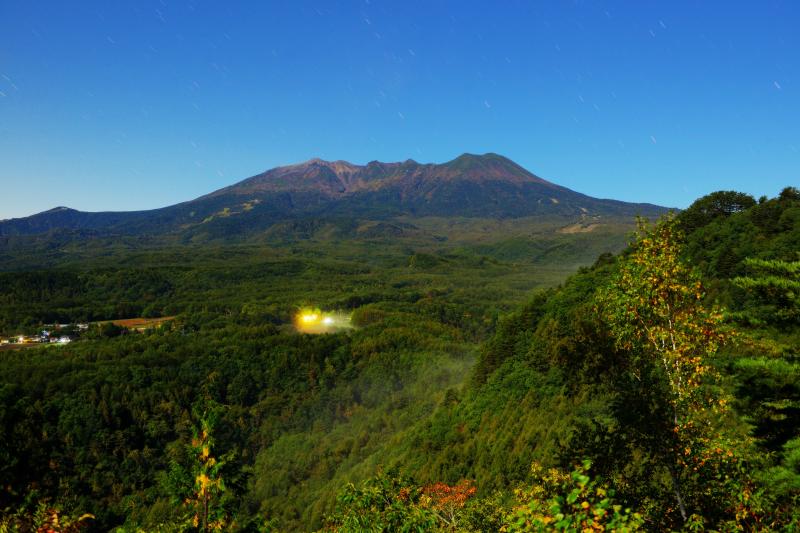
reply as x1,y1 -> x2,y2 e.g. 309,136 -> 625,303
0,322 -> 89,348
0,317 -> 176,350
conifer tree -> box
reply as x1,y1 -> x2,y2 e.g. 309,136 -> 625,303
733,257 -> 800,327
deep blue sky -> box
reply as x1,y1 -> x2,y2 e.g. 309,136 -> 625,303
1,1 -> 798,218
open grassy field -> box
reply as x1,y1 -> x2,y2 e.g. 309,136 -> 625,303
103,316 -> 177,330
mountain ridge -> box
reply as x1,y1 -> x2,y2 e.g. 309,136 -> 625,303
0,153 -> 669,238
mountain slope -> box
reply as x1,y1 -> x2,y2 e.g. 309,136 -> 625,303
0,153 -> 668,238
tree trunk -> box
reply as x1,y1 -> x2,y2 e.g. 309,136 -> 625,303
670,410 -> 688,522
669,465 -> 688,523
203,493 -> 209,532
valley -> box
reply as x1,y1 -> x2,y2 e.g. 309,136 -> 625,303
0,230 -> 601,530
1,158 -> 797,531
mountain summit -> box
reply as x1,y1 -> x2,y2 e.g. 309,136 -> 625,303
206,153 -> 552,198
0,154 -> 667,238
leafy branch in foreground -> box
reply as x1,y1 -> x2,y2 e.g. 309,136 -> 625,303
504,460 -> 643,532
0,501 -> 94,532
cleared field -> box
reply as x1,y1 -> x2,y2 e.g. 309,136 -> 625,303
97,316 -> 177,330
0,343 -> 40,352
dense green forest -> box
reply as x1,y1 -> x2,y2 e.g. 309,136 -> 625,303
1,189 -> 799,531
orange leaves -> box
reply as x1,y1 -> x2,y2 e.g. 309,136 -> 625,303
421,479 -> 477,511
419,480 -> 477,529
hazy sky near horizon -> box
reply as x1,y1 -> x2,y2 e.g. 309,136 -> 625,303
1,1 -> 798,219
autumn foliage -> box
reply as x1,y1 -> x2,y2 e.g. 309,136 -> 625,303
505,461 -> 643,532
421,480 -> 477,529
0,503 -> 94,533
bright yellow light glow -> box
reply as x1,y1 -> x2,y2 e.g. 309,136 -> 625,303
300,313 -> 319,323
294,308 -> 353,334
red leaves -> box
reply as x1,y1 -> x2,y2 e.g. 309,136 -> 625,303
421,479 -> 477,511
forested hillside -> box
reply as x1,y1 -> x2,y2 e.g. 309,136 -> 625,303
322,187 -> 800,531
1,188 -> 798,531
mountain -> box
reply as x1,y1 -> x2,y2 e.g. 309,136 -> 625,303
0,153 -> 667,239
